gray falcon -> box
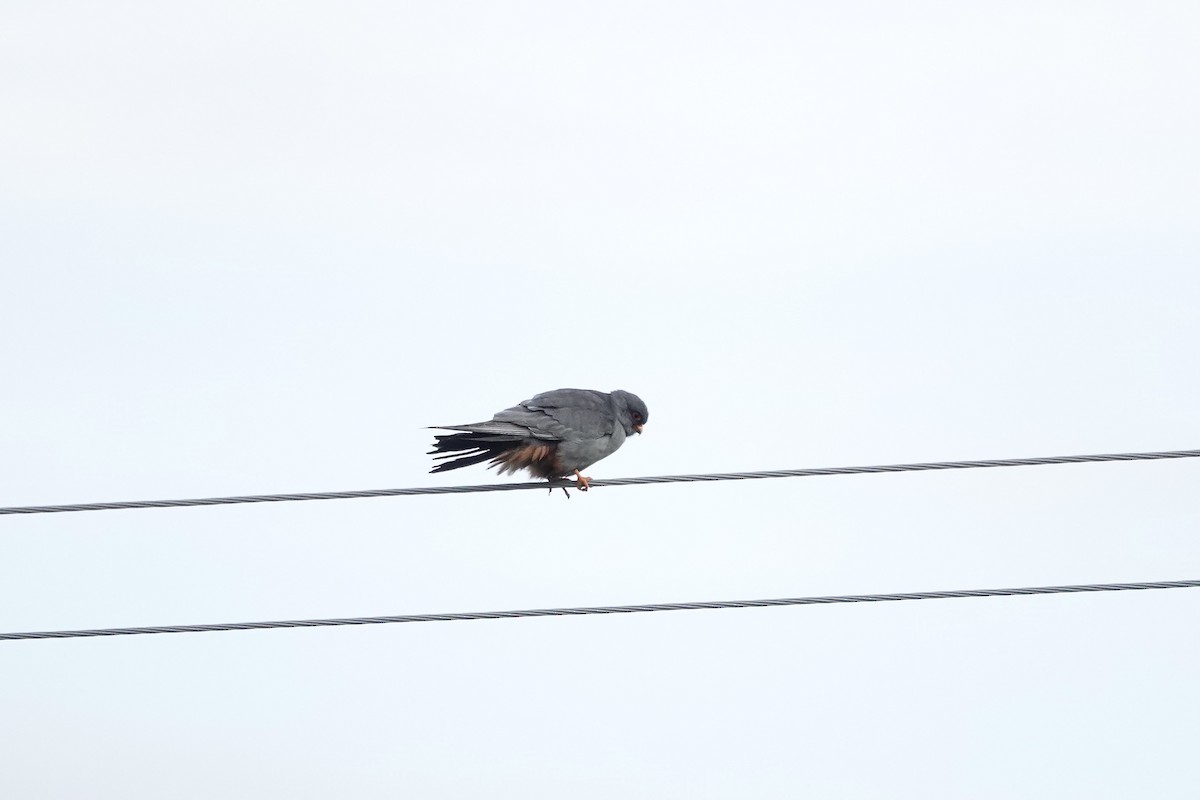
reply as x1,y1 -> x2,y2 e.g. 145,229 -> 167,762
428,388 -> 648,491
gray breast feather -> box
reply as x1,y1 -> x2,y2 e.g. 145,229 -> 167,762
555,423 -> 627,472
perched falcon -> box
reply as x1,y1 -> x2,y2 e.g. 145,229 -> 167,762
428,388 -> 648,490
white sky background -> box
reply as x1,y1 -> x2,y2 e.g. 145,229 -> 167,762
2,1 -> 1199,796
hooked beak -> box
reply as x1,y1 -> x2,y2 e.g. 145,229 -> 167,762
634,424 -> 644,434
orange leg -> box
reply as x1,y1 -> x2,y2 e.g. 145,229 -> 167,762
574,469 -> 592,491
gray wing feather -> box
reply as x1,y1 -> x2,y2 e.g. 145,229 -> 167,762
435,389 -> 617,444
510,389 -> 616,440
432,420 -> 560,440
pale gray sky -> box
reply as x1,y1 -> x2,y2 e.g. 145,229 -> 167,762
3,2 -> 1199,797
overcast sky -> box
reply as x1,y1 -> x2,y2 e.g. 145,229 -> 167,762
3,2 -> 1199,797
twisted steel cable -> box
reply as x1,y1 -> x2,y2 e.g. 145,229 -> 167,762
2,448 -> 1198,516
3,579 -> 1198,642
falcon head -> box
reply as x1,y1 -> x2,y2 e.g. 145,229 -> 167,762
611,390 -> 649,436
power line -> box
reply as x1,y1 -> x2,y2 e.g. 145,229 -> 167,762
2,448 -> 1198,516
3,579 -> 1196,642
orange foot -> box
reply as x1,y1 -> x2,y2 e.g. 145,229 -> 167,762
574,469 -> 592,491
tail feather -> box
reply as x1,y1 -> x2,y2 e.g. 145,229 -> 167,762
428,429 -> 525,474
430,449 -> 500,473
428,427 -> 560,478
